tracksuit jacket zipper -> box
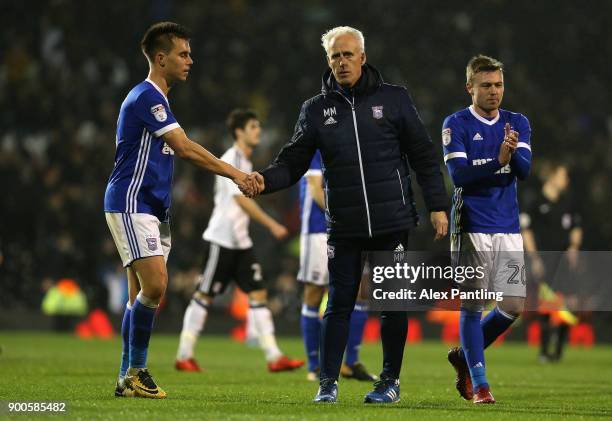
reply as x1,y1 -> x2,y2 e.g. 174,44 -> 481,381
338,92 -> 373,237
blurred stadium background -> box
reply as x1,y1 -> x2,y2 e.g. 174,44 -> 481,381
1,0 -> 611,345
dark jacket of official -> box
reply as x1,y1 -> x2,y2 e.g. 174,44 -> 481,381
260,64 -> 448,239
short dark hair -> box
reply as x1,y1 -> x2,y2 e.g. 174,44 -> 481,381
466,54 -> 504,84
141,22 -> 191,62
226,109 -> 258,139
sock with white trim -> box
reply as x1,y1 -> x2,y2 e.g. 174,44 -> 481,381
176,297 -> 209,360
129,292 -> 158,369
300,304 -> 321,371
481,306 -> 517,348
249,303 -> 282,362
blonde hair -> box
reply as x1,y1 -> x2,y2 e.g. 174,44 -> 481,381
466,54 -> 503,85
321,26 -> 365,55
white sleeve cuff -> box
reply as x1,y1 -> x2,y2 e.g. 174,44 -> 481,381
517,142 -> 531,151
443,152 -> 467,163
154,122 -> 180,137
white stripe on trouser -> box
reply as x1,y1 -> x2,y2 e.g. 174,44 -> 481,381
199,243 -> 220,294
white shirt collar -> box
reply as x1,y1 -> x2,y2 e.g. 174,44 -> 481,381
469,105 -> 500,126
145,78 -> 169,102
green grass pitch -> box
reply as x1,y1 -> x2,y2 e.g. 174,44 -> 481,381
0,332 -> 610,420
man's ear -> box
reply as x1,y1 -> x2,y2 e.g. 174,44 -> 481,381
326,54 -> 332,69
157,52 -> 166,68
361,51 -> 366,65
466,83 -> 473,95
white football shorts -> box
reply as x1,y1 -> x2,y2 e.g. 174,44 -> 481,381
451,232 -> 526,298
105,212 -> 171,267
297,233 -> 328,286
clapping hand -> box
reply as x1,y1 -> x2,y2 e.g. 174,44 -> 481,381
498,123 -> 518,166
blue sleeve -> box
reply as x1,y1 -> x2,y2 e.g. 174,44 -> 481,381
443,115 -> 502,187
305,150 -> 322,175
510,114 -> 532,180
133,90 -> 180,137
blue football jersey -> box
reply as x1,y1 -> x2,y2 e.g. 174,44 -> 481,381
299,151 -> 327,234
442,106 -> 532,234
104,79 -> 180,221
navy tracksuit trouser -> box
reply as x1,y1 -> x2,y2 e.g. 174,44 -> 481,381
320,231 -> 409,381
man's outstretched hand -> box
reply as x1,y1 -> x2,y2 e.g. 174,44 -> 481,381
235,172 -> 265,198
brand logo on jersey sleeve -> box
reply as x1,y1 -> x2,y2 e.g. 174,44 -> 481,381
150,104 -> 167,122
372,105 -> 384,119
442,128 -> 451,146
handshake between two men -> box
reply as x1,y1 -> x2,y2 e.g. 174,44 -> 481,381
235,172 -> 265,198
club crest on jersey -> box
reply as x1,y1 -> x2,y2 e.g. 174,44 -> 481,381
327,245 -> 335,259
372,106 -> 384,119
442,128 -> 452,145
150,104 -> 167,122
146,237 -> 158,251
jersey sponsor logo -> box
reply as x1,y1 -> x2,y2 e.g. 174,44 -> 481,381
473,132 -> 483,141
372,105 -> 384,119
472,158 -> 511,174
323,107 -> 337,117
442,128 -> 451,146
150,104 -> 167,122
162,142 -> 175,155
324,116 -> 337,125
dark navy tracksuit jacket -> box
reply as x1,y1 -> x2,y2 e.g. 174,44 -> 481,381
260,64 -> 448,380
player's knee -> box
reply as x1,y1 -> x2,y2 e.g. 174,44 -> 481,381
193,291 -> 213,304
303,284 -> 324,307
460,299 -> 485,312
499,298 -> 524,317
248,289 -> 267,305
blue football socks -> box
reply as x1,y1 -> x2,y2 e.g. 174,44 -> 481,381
301,304 -> 321,372
481,307 -> 516,348
345,303 -> 368,366
129,294 -> 158,369
460,309 -> 488,391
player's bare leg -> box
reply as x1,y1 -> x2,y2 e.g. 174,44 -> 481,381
124,256 -> 168,399
247,289 -> 304,372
